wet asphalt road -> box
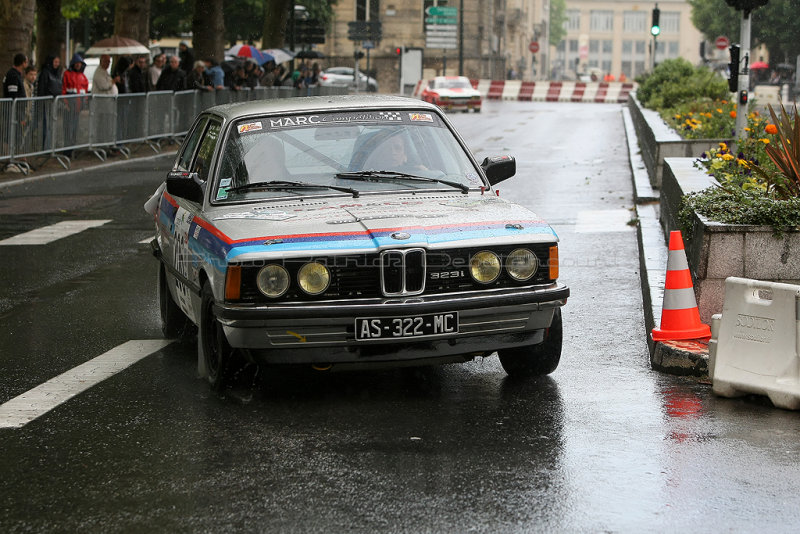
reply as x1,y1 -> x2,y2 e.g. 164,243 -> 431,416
1,101 -> 800,533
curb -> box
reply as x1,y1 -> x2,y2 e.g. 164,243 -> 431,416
621,104 -> 710,378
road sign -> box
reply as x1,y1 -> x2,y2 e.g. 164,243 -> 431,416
529,41 -> 540,53
425,6 -> 458,17
715,36 -> 730,50
425,16 -> 457,25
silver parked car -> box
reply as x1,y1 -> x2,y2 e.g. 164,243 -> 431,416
319,66 -> 378,92
145,95 -> 568,390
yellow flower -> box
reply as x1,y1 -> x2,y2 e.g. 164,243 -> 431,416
719,142 -> 728,150
760,138 -> 770,144
716,108 -> 723,113
722,153 -> 734,161
744,127 -> 751,132
737,159 -> 748,167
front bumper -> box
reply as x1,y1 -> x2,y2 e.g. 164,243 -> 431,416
216,283 -> 568,365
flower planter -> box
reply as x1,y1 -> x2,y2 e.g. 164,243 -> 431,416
628,94 -> 732,189
661,157 -> 800,324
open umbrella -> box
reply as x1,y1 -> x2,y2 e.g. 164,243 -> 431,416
749,61 -> 769,70
295,50 -> 325,59
262,48 -> 295,64
226,44 -> 273,65
85,35 -> 150,56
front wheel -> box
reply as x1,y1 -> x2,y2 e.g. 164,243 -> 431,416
199,284 -> 234,391
498,308 -> 563,377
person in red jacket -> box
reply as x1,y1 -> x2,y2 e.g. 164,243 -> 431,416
60,54 -> 89,156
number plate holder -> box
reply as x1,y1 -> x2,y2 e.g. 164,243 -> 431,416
355,312 -> 459,341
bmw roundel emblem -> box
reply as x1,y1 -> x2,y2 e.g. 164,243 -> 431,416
391,232 -> 411,240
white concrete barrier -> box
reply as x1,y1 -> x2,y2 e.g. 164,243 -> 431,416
710,277 -> 800,410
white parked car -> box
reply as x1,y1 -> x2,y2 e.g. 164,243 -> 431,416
319,67 -> 378,92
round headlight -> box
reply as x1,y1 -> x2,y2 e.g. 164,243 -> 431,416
256,264 -> 289,298
469,251 -> 501,284
506,248 -> 538,281
298,262 -> 330,295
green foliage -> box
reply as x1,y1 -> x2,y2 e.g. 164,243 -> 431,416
679,186 -> 800,235
665,99 -> 737,140
549,0 -> 567,47
637,58 -> 729,109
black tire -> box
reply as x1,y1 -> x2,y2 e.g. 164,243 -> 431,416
498,308 -> 563,377
200,283 -> 233,391
159,263 -> 191,338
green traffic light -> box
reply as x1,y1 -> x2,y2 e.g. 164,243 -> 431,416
651,25 -> 660,36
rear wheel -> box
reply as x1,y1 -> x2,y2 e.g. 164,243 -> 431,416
200,284 -> 234,391
499,308 -> 563,377
158,263 -> 191,338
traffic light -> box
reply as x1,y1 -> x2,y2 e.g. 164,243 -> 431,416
395,47 -> 403,56
354,51 -> 365,60
728,44 -> 740,92
650,6 -> 661,36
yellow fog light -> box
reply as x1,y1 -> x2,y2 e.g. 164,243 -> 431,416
469,251 -> 501,284
298,262 -> 330,295
256,264 -> 289,298
506,248 -> 538,281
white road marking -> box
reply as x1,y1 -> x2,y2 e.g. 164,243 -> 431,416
0,339 -> 172,429
575,209 -> 635,233
139,237 -> 153,244
0,220 -> 112,245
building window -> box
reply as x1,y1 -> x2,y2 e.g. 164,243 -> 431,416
661,12 -> 680,34
590,10 -> 613,32
623,11 -> 646,33
565,9 -> 580,31
359,0 -> 381,21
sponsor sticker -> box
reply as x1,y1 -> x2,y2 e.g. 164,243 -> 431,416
409,113 -> 433,122
238,121 -> 263,134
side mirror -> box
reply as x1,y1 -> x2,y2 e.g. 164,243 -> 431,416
165,171 -> 204,204
481,155 -> 516,186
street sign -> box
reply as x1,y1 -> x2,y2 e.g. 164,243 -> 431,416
362,40 -> 374,50
715,36 -> 730,50
347,20 -> 382,42
425,16 -> 457,25
425,6 -> 458,17
529,41 -> 540,53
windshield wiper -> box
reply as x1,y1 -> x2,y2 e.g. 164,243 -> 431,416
336,170 -> 470,194
226,180 -> 359,198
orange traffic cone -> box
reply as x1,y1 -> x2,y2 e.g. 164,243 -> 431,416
651,230 -> 711,342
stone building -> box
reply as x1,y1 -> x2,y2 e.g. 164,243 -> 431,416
317,1 -> 706,91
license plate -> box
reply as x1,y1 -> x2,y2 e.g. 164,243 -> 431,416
355,312 -> 459,341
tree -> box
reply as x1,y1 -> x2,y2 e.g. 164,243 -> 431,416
262,0 -> 291,49
37,0 -> 64,69
549,0 -> 567,47
114,0 -> 151,46
192,0 -> 225,61
689,0 -> 800,65
0,0 -> 35,75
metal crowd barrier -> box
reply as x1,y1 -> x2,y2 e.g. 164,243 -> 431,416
1,85 -> 348,174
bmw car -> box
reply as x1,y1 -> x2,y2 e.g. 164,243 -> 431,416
145,95 -> 567,389
421,76 -> 482,112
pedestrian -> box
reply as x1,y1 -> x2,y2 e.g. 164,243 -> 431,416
61,53 -> 89,156
259,60 -> 278,87
148,53 -> 166,91
35,55 -> 62,150
92,54 -> 118,95
113,56 -> 132,94
187,60 -> 213,91
156,56 -> 186,91
178,41 -> 194,76
128,55 -> 149,93
202,58 -> 225,90
243,59 -> 261,89
19,65 -> 38,154
3,53 -> 28,99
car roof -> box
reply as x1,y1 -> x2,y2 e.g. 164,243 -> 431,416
204,95 -> 439,121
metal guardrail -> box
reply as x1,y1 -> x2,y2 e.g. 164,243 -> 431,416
0,86 -> 347,174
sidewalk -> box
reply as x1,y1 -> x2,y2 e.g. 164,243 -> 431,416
1,143 -> 178,189
622,106 -> 711,378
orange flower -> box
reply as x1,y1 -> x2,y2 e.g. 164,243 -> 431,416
765,124 -> 778,135
730,111 -> 737,118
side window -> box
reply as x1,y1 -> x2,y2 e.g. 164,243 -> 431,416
176,118 -> 207,171
191,120 -> 222,182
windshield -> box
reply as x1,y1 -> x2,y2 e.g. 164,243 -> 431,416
436,78 -> 472,90
213,109 -> 484,202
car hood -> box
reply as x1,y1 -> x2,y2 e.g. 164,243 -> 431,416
199,192 -> 558,261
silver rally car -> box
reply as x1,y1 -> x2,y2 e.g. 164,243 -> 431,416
145,95 -> 569,389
